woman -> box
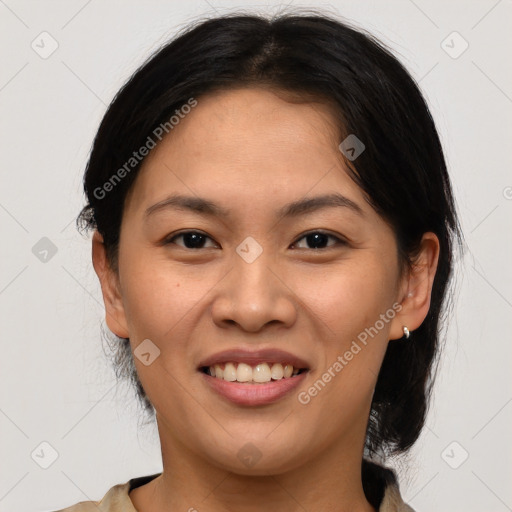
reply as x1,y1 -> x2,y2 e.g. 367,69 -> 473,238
58,11 -> 462,512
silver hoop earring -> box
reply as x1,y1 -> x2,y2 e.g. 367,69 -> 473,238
403,326 -> 410,339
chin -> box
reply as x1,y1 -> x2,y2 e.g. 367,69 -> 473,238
196,434 -> 310,476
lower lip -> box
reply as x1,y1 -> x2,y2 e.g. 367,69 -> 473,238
200,370 -> 308,406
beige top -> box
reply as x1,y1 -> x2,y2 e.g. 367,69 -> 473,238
53,462 -> 415,512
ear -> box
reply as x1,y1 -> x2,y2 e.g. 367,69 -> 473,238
92,231 -> 130,339
389,232 -> 440,340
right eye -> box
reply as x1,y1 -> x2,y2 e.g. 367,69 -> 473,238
164,230 -> 219,249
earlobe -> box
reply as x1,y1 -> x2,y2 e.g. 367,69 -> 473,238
91,231 -> 130,338
389,232 -> 440,340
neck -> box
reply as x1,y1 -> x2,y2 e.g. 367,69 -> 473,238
130,419 -> 377,512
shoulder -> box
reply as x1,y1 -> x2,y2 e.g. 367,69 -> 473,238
51,481 -> 135,512
380,482 -> 415,512
362,459 -> 415,512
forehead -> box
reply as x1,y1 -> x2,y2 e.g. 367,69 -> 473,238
124,87 -> 369,218
148,86 -> 341,165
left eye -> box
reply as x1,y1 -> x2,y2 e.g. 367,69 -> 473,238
291,231 -> 345,250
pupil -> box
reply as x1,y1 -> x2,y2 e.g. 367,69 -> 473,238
307,233 -> 328,249
184,233 -> 205,248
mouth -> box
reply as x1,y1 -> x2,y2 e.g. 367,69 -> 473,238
197,348 -> 311,405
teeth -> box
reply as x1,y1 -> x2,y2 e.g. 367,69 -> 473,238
205,362 -> 304,384
223,362 -> 237,382
214,364 -> 223,379
237,363 -> 252,382
270,363 -> 284,380
253,363 -> 271,383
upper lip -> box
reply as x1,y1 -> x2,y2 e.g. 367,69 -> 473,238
198,348 -> 310,370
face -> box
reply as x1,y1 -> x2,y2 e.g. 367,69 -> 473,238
94,87 -> 438,475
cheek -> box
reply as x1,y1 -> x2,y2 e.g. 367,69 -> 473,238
118,252 -> 205,344
117,255 -> 210,411
293,261 -> 395,419
294,258 -> 396,341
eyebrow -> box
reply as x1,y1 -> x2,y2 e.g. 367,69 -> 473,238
144,192 -> 365,220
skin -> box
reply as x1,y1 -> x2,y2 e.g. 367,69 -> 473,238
92,87 -> 439,512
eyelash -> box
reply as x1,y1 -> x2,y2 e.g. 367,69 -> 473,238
164,230 -> 347,250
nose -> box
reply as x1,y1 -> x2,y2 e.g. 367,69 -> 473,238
211,248 -> 297,333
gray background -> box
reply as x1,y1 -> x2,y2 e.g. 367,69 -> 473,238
0,1 -> 511,511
